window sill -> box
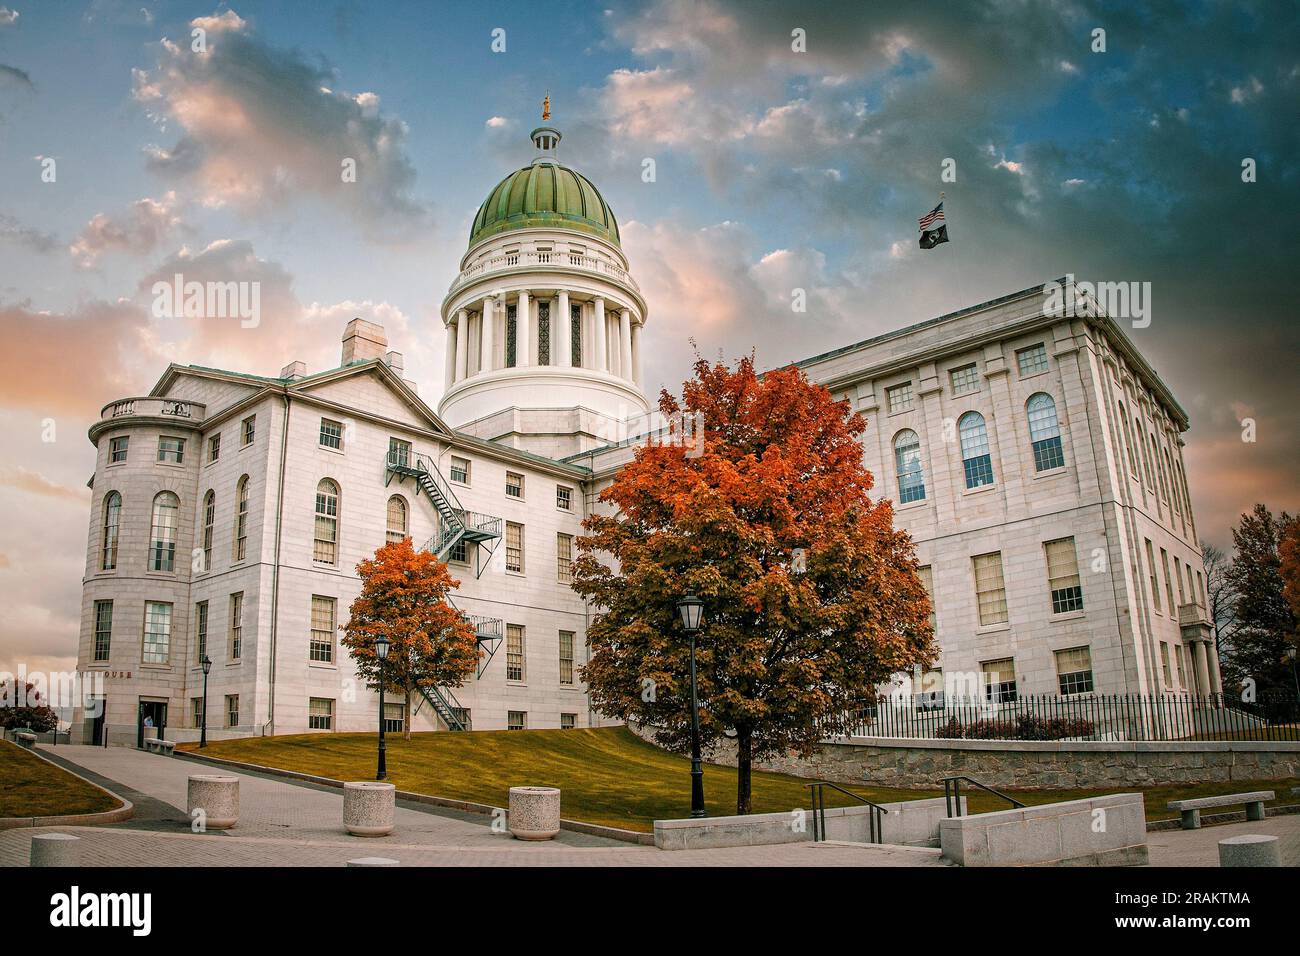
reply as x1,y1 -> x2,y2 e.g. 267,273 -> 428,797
1018,369 -> 1050,382
1050,610 -> 1086,622
976,622 -> 1012,635
960,483 -> 997,497
308,662 -> 338,670
895,497 -> 928,512
1032,466 -> 1067,480
105,461 -> 126,468
318,445 -> 345,456
155,461 -> 185,469
506,570 -> 526,578
225,660 -> 243,667
887,406 -> 917,418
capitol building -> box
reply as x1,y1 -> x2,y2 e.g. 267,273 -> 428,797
73,116 -> 1220,745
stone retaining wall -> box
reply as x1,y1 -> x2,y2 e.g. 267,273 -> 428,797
629,723 -> 1300,789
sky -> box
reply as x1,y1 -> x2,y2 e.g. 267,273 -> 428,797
0,0 -> 1297,675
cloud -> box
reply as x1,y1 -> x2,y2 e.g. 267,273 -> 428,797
69,192 -> 182,269
0,62 -> 32,89
0,7 -> 16,27
132,9 -> 428,239
0,213 -> 58,253
0,466 -> 88,502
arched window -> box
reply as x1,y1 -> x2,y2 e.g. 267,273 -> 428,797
893,430 -> 926,503
201,490 -> 215,572
149,491 -> 179,572
234,476 -> 249,562
1027,393 -> 1065,472
101,492 -> 121,571
386,495 -> 408,543
958,412 -> 993,489
314,479 -> 339,565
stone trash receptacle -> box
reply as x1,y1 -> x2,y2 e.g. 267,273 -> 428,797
1218,834 -> 1281,867
187,774 -> 240,830
30,833 -> 80,867
508,786 -> 561,841
343,781 -> 396,837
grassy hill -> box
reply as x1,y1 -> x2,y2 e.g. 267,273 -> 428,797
0,739 -> 122,818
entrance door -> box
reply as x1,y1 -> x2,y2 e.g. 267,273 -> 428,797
137,699 -> 168,748
90,701 -> 105,746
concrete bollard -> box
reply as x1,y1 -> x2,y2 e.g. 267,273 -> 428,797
508,786 -> 561,841
343,781 -> 396,837
1218,834 -> 1281,867
30,833 -> 81,867
187,774 -> 240,830
347,857 -> 399,867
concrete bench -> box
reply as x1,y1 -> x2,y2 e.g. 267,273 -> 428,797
1167,791 -> 1274,829
157,740 -> 177,755
143,738 -> 159,752
16,732 -> 37,749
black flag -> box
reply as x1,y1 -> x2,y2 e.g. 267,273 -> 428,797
919,223 -> 949,249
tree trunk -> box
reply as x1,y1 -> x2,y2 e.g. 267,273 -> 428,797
403,679 -> 413,741
735,727 -> 753,815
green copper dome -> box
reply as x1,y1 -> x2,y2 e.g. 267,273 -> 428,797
469,161 -> 621,249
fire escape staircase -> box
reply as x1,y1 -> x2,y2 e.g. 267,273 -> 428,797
385,450 -> 505,730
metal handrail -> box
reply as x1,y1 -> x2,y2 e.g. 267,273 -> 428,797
805,781 -> 888,843
940,775 -> 1026,818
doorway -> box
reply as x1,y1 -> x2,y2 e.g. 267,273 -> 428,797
90,699 -> 106,746
136,699 -> 168,749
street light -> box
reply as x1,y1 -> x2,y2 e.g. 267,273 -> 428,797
676,591 -> 706,818
375,634 -> 390,781
199,655 -> 212,749
1288,645 -> 1299,702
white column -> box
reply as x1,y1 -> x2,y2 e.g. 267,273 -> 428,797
454,309 -> 468,382
593,296 -> 607,372
517,289 -> 531,367
631,321 -> 643,387
444,318 -> 457,389
480,295 -> 495,375
556,289 -> 571,368
618,308 -> 633,382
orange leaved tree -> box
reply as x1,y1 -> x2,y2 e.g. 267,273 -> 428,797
343,537 -> 479,740
572,354 -> 935,815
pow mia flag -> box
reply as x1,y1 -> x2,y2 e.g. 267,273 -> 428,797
918,200 -> 949,249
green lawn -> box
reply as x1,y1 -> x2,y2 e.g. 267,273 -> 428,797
0,739 -> 122,818
181,726 -> 1300,832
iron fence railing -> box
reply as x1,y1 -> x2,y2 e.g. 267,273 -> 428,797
823,692 -> 1300,743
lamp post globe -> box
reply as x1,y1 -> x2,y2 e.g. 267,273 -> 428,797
676,591 -> 707,818
375,635 -> 390,781
199,655 -> 212,748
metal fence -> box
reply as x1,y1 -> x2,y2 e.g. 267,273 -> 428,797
829,692 -> 1300,743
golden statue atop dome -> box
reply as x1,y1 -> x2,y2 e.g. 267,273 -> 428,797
542,91 -> 551,121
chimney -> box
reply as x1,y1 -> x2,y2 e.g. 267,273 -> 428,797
384,350 -> 404,373
341,318 -> 388,364
280,360 -> 307,380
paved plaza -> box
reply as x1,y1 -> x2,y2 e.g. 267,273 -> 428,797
3,745 -> 1295,866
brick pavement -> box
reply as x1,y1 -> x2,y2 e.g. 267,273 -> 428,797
1146,815 -> 1300,867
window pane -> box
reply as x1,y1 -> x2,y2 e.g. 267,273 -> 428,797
310,596 -> 335,662
557,533 -> 573,584
149,492 -> 179,571
1017,344 -> 1049,376
1045,537 -> 1083,612
319,418 -> 343,449
559,630 -> 575,685
893,430 -> 925,503
93,600 -> 113,661
887,382 -> 913,413
143,602 -> 171,664
506,522 -> 523,573
973,552 -> 1008,626
386,496 -> 407,543
959,413 -> 993,488
950,364 -> 979,394
506,624 -> 525,681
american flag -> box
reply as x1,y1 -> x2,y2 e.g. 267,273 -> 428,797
918,202 -> 945,232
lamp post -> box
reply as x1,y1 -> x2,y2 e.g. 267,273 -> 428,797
1288,646 -> 1299,703
676,591 -> 706,818
375,634 -> 390,781
199,655 -> 212,748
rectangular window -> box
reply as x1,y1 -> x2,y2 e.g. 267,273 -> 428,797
917,668 -> 944,709
448,537 -> 469,564
1045,537 -> 1084,613
388,438 -> 411,469
559,630 -> 575,685
449,456 -> 470,484
1175,644 -> 1186,689
208,433 -> 221,463
950,363 -> 980,394
1016,343 -> 1049,376
310,595 -> 336,663
1197,571 -> 1206,608
886,382 -> 914,413
93,600 -> 113,662
507,710 -> 527,730
319,418 -> 343,450
917,565 -> 936,632
1160,642 -> 1172,687
505,471 -> 524,498
109,436 -> 129,463
571,303 -> 583,367
195,600 -> 208,663
226,694 -> 239,728
142,601 -> 172,664
506,624 -> 525,682
1160,548 -> 1175,613
229,592 -> 243,660
973,552 -> 1008,626
157,436 -> 185,464
191,697 -> 204,729
383,702 -> 404,734
506,521 -> 524,573
560,713 -> 577,730
538,300 -> 551,365
1145,539 -> 1161,613
241,415 -> 256,446
450,707 -> 472,731
557,533 -> 574,584
982,657 -> 1017,704
556,485 -> 573,511
308,697 -> 333,730
1055,646 -> 1094,696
